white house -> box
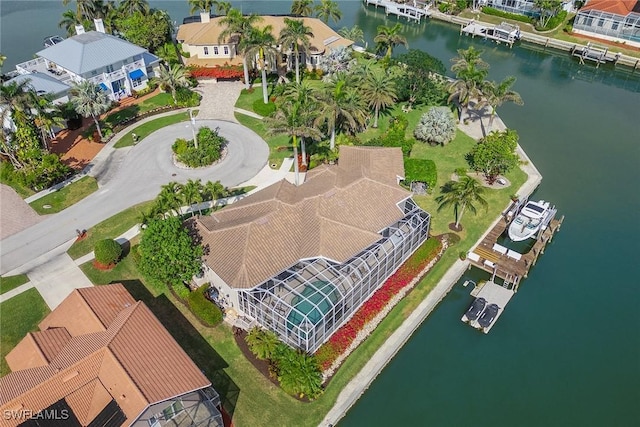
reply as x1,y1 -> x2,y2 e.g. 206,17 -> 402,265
14,19 -> 161,101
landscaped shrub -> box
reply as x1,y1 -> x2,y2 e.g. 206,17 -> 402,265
414,107 -> 457,146
315,238 -> 443,371
189,64 -> 244,80
172,127 -> 226,167
172,138 -> 189,156
404,158 -> 437,191
537,10 -> 568,31
246,326 -> 280,360
252,99 -> 277,116
172,282 -> 191,300
481,7 -> 535,24
94,239 -> 122,265
364,115 -> 414,157
275,344 -> 323,399
175,87 -> 200,107
188,285 -> 223,326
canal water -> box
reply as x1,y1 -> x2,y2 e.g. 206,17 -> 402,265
2,2 -> 639,425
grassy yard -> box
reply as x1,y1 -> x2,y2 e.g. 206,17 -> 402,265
0,288 -> 50,377
29,176 -> 98,214
114,111 -> 195,149
67,200 -> 154,259
105,92 -> 175,127
0,274 -> 29,295
235,114 -> 292,170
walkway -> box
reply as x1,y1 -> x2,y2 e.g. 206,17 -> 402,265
194,81 -> 244,121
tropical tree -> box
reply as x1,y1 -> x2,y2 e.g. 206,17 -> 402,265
0,80 -> 40,167
338,25 -> 365,46
279,18 -> 313,84
33,96 -> 65,149
245,327 -> 280,360
291,0 -> 314,17
70,80 -> 110,139
218,9 -> 262,90
374,23 -> 408,59
62,0 -> 100,21
157,63 -> 190,103
534,0 -> 562,29
314,73 -> 366,150
115,9 -> 172,52
204,180 -> 226,201
360,68 -> 397,128
59,9 -> 84,37
414,106 -> 457,146
315,0 -> 342,24
467,129 -> 520,184
393,49 -> 448,107
276,345 -> 323,399
265,84 -> 322,184
188,0 -> 213,14
280,81 -> 317,165
156,181 -> 184,216
182,178 -> 204,214
214,1 -> 232,15
448,47 -> 489,119
451,46 -> 489,76
243,25 -> 277,104
119,0 -> 149,15
138,216 -> 204,286
436,177 -> 488,230
477,76 -> 524,129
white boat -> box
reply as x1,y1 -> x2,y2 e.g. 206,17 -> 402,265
43,35 -> 64,48
508,200 -> 551,242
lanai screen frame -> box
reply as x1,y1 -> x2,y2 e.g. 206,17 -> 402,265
574,9 -> 640,43
238,198 -> 430,353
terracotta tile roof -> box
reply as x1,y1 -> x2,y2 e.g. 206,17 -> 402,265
4,334 -> 48,372
30,328 -> 72,363
177,15 -> 353,55
581,0 -> 638,15
194,146 -> 409,289
0,284 -> 211,427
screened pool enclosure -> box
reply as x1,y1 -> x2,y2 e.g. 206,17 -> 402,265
574,7 -> 640,44
238,199 -> 431,353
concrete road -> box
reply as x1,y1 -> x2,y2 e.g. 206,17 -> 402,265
0,120 -> 268,275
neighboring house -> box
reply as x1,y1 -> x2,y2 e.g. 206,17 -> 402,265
5,72 -> 71,105
13,20 -> 161,101
573,0 -> 640,47
0,284 -> 224,427
483,0 -> 573,17
193,146 -> 431,353
176,13 -> 353,70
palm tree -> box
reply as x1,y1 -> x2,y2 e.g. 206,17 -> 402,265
291,0 -> 314,17
62,0 -> 100,20
243,25 -> 277,104
374,23 -> 408,59
33,96 -> 65,149
157,64 -> 190,104
188,0 -> 213,14
265,87 -> 322,185
59,9 -> 84,37
451,46 -> 489,76
70,80 -> 110,139
0,80 -> 40,168
477,77 -> 524,129
119,0 -> 149,15
279,18 -> 313,84
436,177 -> 488,230
281,82 -> 317,165
314,73 -> 366,150
158,182 -> 184,216
447,72 -> 485,120
204,180 -> 226,201
315,0 -> 342,24
245,327 -> 280,360
213,0 -> 232,15
218,9 -> 262,90
338,25 -> 365,46
360,69 -> 397,128
182,178 -> 204,215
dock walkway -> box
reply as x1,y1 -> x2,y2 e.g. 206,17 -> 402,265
365,0 -> 432,22
464,281 -> 514,333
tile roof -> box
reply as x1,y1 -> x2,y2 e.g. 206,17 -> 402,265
195,146 -> 409,289
0,284 -> 211,427
35,31 -> 148,75
177,15 -> 353,55
581,0 -> 639,15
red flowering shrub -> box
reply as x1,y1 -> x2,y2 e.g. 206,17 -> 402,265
189,64 -> 244,80
315,238 -> 443,371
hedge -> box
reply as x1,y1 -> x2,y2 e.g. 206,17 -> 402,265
188,285 -> 223,326
481,7 -> 534,24
404,158 -> 437,191
94,239 -> 122,265
189,64 -> 244,80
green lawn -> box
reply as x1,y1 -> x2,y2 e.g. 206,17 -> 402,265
67,200 -> 154,260
0,288 -> 50,377
28,176 -> 98,215
0,274 -> 29,295
114,111 -> 195,148
105,92 -> 176,127
235,114 -> 292,170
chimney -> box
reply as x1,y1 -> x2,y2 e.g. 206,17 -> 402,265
94,18 -> 105,33
75,25 -> 85,35
200,10 -> 210,24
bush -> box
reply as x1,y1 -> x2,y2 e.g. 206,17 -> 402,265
172,138 -> 189,156
94,239 -> 122,265
404,158 -> 437,191
537,10 -> 568,31
414,107 -> 457,146
188,64 -> 243,80
188,285 -> 223,326
175,87 -> 201,107
481,7 -> 534,24
173,127 -> 227,168
252,99 -> 277,116
364,115 -> 414,157
172,282 -> 191,300
3,154 -> 74,192
275,344 -> 323,399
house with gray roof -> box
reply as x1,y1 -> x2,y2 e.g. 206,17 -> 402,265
14,22 -> 161,101
6,72 -> 71,104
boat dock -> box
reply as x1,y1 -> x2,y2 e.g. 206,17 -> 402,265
462,280 -> 514,333
460,21 -> 521,47
467,200 -> 564,289
570,42 -> 623,68
364,0 -> 432,22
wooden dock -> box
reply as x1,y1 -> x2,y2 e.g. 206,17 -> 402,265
364,0 -> 432,22
467,202 -> 564,289
570,42 -> 623,68
460,20 -> 521,48
463,280 -> 514,333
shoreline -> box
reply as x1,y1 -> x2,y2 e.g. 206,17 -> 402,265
320,112 -> 542,426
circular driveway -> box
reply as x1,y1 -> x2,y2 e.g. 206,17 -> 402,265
0,119 -> 268,275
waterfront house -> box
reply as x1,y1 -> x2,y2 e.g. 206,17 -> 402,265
483,0 -> 573,18
573,0 -> 640,47
176,13 -> 353,70
13,19 -> 161,101
0,284 -> 224,427
192,146 -> 431,353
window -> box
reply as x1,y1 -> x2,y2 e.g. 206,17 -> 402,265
132,77 -> 142,88
204,46 -> 209,55
612,21 -> 619,31
106,64 -> 114,73
597,18 -> 604,27
223,46 -> 229,55
162,401 -> 184,420
213,46 -> 219,55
